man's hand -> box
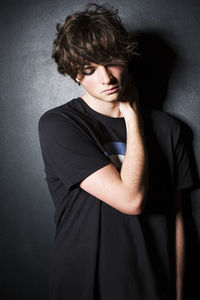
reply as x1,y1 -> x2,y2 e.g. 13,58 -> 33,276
119,100 -> 138,121
119,74 -> 140,112
119,77 -> 144,131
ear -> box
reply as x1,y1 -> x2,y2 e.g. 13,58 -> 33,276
76,78 -> 81,85
76,78 -> 80,82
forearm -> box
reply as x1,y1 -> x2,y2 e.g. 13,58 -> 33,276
175,192 -> 185,300
79,87 -> 148,215
120,108 -> 147,211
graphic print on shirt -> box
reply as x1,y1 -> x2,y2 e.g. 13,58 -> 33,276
103,142 -> 126,171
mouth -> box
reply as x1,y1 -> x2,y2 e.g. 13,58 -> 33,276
102,86 -> 119,95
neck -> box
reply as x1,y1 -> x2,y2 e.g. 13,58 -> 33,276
82,94 -> 123,118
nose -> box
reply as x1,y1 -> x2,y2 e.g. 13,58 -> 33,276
98,66 -> 112,84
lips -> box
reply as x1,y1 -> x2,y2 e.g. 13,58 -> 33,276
102,86 -> 119,94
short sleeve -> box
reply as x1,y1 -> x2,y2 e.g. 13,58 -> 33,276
174,122 -> 194,190
38,112 -> 110,190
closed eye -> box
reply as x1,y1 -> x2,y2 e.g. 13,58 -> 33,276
82,67 -> 95,76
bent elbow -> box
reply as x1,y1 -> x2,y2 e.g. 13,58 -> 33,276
126,194 -> 145,215
131,207 -> 143,215
127,206 -> 143,216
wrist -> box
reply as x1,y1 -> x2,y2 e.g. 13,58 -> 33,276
125,111 -> 143,130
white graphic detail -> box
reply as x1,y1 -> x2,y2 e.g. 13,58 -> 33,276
110,154 -> 125,169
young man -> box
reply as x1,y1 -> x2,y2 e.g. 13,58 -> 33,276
38,4 -> 194,300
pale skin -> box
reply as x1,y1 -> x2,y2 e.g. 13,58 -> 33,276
77,63 -> 147,215
76,63 -> 184,298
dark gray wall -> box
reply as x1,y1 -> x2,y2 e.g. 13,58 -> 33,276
0,0 -> 199,299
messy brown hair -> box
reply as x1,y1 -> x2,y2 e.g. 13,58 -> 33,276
52,3 -> 138,82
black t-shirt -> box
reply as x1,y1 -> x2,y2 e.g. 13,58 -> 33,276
38,97 -> 194,300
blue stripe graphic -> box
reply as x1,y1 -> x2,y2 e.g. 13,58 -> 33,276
103,142 -> 126,156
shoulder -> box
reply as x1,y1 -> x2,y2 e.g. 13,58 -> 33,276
150,109 -> 180,128
38,98 -> 93,142
38,98 -> 80,130
150,109 -> 181,137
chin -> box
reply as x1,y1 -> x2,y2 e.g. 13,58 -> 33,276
105,93 -> 120,102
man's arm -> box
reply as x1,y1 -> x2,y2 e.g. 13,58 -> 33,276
80,100 -> 148,215
175,191 -> 185,300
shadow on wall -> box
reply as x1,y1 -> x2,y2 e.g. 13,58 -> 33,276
129,30 -> 200,300
129,30 -> 178,111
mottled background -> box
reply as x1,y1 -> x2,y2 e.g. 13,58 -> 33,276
0,0 -> 199,299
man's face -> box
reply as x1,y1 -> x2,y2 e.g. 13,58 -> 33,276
76,63 -> 129,103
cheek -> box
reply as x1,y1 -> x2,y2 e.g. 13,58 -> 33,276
82,77 -> 97,91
